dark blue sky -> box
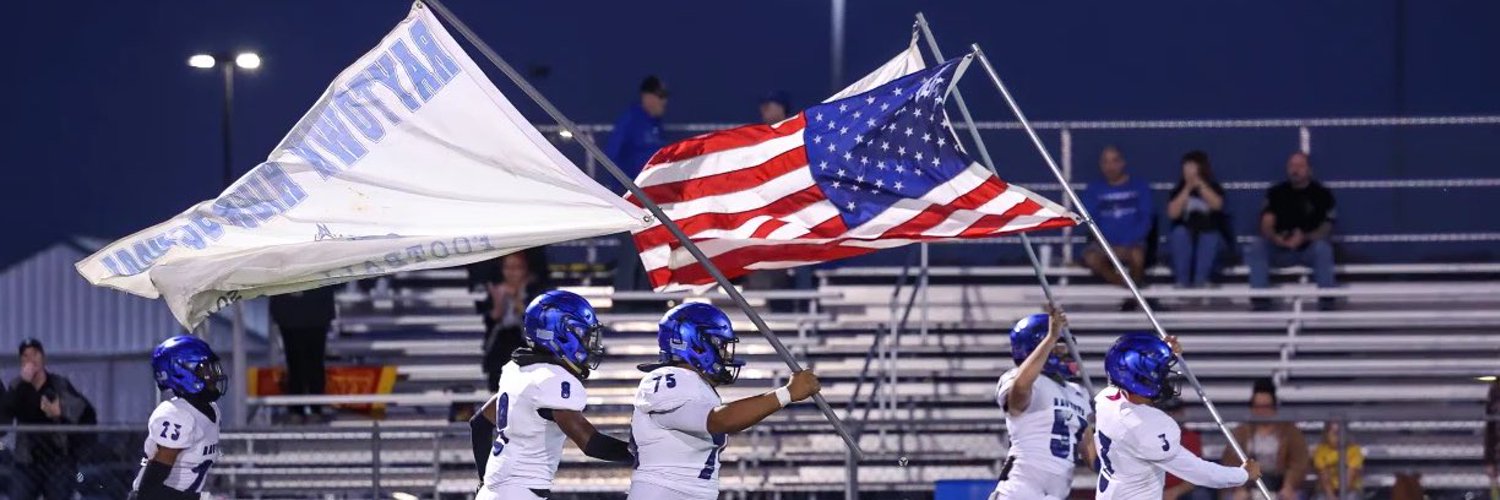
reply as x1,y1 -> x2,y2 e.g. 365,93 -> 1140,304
4,1 -> 1498,267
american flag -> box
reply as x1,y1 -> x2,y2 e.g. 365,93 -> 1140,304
628,55 -> 1076,290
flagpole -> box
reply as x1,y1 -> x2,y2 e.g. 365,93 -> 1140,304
421,0 -> 862,458
970,44 -> 1272,498
914,14 -> 1096,395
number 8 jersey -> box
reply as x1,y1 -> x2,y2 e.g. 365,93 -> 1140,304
481,360 -> 587,491
133,398 -> 221,494
993,368 -> 1092,499
1092,387 -> 1247,499
629,366 -> 725,500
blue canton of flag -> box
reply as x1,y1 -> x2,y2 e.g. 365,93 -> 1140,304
804,56 -> 973,229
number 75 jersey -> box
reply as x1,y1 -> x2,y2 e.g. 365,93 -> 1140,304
133,398 -> 221,494
630,366 -> 726,499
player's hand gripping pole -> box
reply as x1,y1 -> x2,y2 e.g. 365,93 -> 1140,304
968,44 -> 1273,498
914,14 -> 1095,395
422,0 -> 863,459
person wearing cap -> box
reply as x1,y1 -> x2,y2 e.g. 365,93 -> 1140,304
605,76 -> 670,299
603,75 -> 669,187
0,338 -> 98,499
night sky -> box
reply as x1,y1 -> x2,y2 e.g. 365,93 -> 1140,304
5,1 -> 1498,268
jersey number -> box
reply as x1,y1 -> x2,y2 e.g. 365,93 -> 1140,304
1096,431 -> 1116,492
697,433 -> 727,479
158,421 -> 182,441
651,374 -> 678,392
188,459 -> 214,492
490,393 -> 512,456
1158,433 -> 1171,451
1050,408 -> 1086,456
561,381 -> 572,399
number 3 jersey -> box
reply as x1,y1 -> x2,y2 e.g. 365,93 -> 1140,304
629,366 -> 725,500
1092,387 -> 1247,499
482,360 -> 587,491
995,368 -> 1092,496
133,398 -> 221,494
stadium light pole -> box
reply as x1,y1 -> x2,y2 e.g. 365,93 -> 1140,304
189,51 -> 261,427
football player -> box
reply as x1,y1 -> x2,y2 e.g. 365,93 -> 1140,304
1093,332 -> 1261,498
992,306 -> 1093,499
131,335 -> 225,500
628,302 -> 820,499
471,290 -> 632,500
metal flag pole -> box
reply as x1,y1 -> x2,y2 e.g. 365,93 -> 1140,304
914,13 -> 1095,395
422,0 -> 862,458
969,44 -> 1272,498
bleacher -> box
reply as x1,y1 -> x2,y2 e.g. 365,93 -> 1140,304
228,257 -> 1500,497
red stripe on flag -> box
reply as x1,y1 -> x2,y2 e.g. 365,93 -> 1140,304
874,177 -> 1007,239
957,198 -> 1044,237
637,148 -> 808,205
631,184 -> 826,250
649,241 -> 882,287
643,115 -> 807,169
801,215 -> 849,238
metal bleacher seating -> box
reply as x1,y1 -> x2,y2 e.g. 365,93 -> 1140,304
235,260 -> 1500,496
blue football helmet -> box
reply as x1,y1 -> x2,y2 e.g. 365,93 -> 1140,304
657,303 -> 745,385
1009,313 -> 1075,378
1104,332 -> 1179,402
524,290 -> 605,379
152,335 -> 226,400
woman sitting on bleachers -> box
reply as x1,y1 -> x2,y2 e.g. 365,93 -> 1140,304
1166,150 -> 1230,288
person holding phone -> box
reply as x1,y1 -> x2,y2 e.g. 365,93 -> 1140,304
0,338 -> 98,499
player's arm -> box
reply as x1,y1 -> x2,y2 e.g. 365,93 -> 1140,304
468,395 -> 498,478
707,370 -> 820,434
1006,306 -> 1065,415
549,410 -> 633,463
137,446 -> 197,500
1147,430 -> 1260,489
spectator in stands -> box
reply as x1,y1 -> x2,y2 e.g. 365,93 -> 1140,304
270,286 -> 337,424
1166,150 -> 1228,289
1247,151 -> 1338,311
471,250 -> 547,391
1222,378 -> 1309,500
1159,398 -> 1211,500
1080,145 -> 1161,311
603,75 -> 669,191
606,76 -> 669,298
1484,380 -> 1500,494
759,90 -> 791,124
743,90 -> 808,312
0,338 -> 98,500
1312,420 -> 1364,500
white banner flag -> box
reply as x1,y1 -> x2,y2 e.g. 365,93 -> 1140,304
76,3 -> 649,328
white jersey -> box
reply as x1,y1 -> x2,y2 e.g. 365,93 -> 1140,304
132,398 -> 222,494
992,368 -> 1092,498
628,366 -> 725,500
1093,387 -> 1248,499
481,361 -> 587,491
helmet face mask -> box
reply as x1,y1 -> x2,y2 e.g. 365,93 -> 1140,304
1105,332 -> 1179,402
658,303 -> 744,386
1009,313 -> 1076,379
524,291 -> 605,379
153,335 -> 226,402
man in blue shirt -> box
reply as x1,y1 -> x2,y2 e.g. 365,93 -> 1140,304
1081,146 -> 1158,311
607,76 -> 668,300
603,76 -> 669,193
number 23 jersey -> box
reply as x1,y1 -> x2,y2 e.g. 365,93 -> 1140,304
133,398 -> 221,493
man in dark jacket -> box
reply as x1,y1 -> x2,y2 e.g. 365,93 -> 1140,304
1,338 -> 97,500
270,286 -> 337,423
